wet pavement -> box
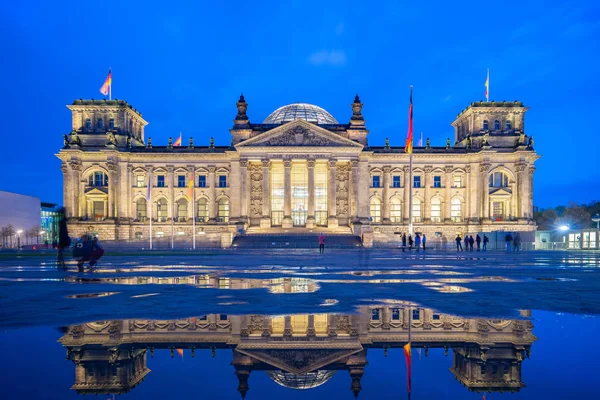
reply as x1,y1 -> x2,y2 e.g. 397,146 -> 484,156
0,249 -> 599,398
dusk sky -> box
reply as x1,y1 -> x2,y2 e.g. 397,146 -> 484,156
1,0 -> 598,208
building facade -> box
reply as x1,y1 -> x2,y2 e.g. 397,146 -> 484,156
57,95 -> 539,246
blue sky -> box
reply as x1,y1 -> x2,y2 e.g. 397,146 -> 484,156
1,0 -> 598,208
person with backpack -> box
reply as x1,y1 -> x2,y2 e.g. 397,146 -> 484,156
415,233 -> 421,252
476,234 -> 481,251
73,234 -> 104,272
422,233 -> 427,251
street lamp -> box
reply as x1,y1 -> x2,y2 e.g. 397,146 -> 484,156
593,214 -> 600,230
558,225 -> 569,232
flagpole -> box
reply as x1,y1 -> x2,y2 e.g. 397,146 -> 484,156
486,68 -> 489,102
109,67 -> 112,100
192,194 -> 196,250
171,201 -> 175,250
408,152 -> 413,235
149,201 -> 153,250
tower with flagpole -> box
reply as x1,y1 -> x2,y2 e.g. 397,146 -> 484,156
100,68 -> 112,100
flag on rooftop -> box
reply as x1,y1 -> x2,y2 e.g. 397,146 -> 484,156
99,69 -> 112,96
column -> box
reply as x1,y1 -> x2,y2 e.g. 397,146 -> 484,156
307,315 -> 316,337
526,166 -> 535,220
208,166 -> 216,221
187,166 -> 195,220
403,166 -> 411,222
281,159 -> 292,228
328,159 -> 338,228
481,165 -> 490,221
107,163 -> 117,218
350,160 -> 359,222
306,159 -> 316,229
61,163 -> 71,217
444,166 -> 453,222
240,159 -> 248,221
79,178 -> 86,219
145,166 -> 153,220
423,166 -> 432,222
260,159 -> 272,228
167,165 -> 175,220
229,160 -> 240,223
358,160 -> 370,222
382,166 -> 391,224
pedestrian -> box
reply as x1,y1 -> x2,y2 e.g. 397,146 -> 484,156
422,233 -> 427,251
408,234 -> 413,250
513,232 -> 521,252
318,233 -> 325,254
455,235 -> 463,251
402,233 -> 407,252
44,239 -> 49,249
475,234 -> 481,251
505,233 -> 513,253
469,235 -> 475,251
483,235 -> 489,251
52,239 -> 57,249
415,233 -> 421,252
56,207 -> 71,269
464,235 -> 469,252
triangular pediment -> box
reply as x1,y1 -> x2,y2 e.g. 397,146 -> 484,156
235,119 -> 363,149
84,187 -> 108,196
489,187 -> 513,196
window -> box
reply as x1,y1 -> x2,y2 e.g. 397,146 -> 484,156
393,175 -> 401,188
85,118 -> 91,129
372,175 -> 381,188
492,201 -> 505,219
220,314 -> 228,321
157,175 -> 165,187
219,175 -> 227,188
412,309 -> 421,320
197,198 -> 208,222
136,198 -> 147,221
97,118 -> 103,129
413,175 -> 421,188
314,165 -> 328,226
505,120 -> 511,130
431,198 -> 442,222
176,198 -> 188,222
177,175 -> 186,187
432,313 -> 441,320
453,175 -> 462,188
392,308 -> 401,320
371,308 -> 380,321
494,120 -> 500,130
271,163 -> 285,226
390,198 -> 402,223
89,172 -> 108,187
157,198 -> 168,222
483,120 -> 488,130
489,171 -> 509,188
198,175 -> 206,188
109,118 -> 115,129
451,198 -> 462,222
370,197 -> 381,223
433,176 -> 441,188
412,198 -> 421,222
217,198 -> 229,222
135,175 -> 144,188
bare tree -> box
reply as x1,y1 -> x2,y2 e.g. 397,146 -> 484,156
4,225 -> 15,247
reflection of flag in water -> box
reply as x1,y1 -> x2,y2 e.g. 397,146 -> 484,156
177,348 -> 184,358
404,343 -> 412,393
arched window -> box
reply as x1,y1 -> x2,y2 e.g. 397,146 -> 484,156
412,198 -> 421,223
489,171 -> 509,188
370,197 -> 381,223
176,198 -> 188,222
505,120 -> 511,130
157,198 -> 168,222
136,198 -> 147,221
217,198 -> 229,222
451,198 -> 462,222
390,198 -> 402,223
97,118 -> 103,129
88,172 -> 108,187
430,198 -> 442,222
197,198 -> 208,222
494,120 -> 500,130
109,118 -> 115,129
85,118 -> 91,129
483,120 -> 488,130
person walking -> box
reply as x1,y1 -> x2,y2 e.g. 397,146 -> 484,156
469,235 -> 475,251
408,234 -> 413,251
513,232 -> 521,252
422,233 -> 427,251
464,235 -> 470,252
476,234 -> 481,251
505,233 -> 513,253
401,233 -> 407,252
56,207 -> 71,269
455,235 -> 463,251
483,235 -> 489,251
318,233 -> 325,254
415,233 -> 421,252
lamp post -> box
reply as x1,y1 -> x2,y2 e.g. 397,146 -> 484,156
592,214 -> 600,230
16,230 -> 23,249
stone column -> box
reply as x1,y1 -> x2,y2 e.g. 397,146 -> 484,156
382,166 -> 391,224
61,163 -> 71,217
328,159 -> 338,228
306,159 -> 316,229
358,160 -> 370,222
403,166 -> 411,223
229,160 -> 240,223
526,166 -> 535,220
282,159 -> 293,228
187,165 -> 195,220
444,166 -> 453,222
208,166 -> 216,221
79,177 -> 86,219
306,315 -> 316,337
107,163 -> 117,218
481,164 -> 490,221
350,160 -> 358,221
423,166 -> 432,222
167,165 -> 175,221
240,159 -> 248,221
261,159 -> 272,228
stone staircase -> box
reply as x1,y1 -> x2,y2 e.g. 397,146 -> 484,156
232,228 -> 362,249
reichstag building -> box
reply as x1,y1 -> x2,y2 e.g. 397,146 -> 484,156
57,95 -> 539,247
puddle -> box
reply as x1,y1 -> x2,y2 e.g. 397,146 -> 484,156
66,292 -> 119,299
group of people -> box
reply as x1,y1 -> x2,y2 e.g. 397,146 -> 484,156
56,207 -> 104,271
455,234 -> 489,251
400,233 -> 427,251
504,232 -> 522,253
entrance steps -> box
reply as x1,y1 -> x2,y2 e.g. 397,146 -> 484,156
233,227 -> 361,249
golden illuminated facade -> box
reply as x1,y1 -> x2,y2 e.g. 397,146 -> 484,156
59,306 -> 536,396
57,95 -> 539,247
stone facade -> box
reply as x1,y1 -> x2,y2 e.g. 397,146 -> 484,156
56,96 -> 539,246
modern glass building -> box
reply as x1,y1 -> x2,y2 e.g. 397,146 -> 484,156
41,202 -> 63,244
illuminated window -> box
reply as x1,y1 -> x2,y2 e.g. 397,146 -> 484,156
489,172 -> 509,188
89,172 -> 108,187
176,198 -> 188,222
451,198 -> 462,222
157,198 -> 168,222
314,164 -> 328,226
217,198 -> 229,222
136,198 -> 147,220
370,197 -> 381,223
271,163 -> 284,226
453,175 -> 462,188
412,198 -> 421,222
390,198 -> 402,223
136,175 -> 145,188
431,198 -> 442,222
197,198 -> 208,222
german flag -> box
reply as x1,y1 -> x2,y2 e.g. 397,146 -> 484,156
404,86 -> 413,154
174,133 -> 182,147
99,69 -> 112,96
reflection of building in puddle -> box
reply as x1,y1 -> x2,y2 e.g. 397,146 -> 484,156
59,307 -> 536,396
65,275 -> 319,293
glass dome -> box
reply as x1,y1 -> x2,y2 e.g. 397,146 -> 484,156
263,103 -> 338,125
266,370 -> 336,390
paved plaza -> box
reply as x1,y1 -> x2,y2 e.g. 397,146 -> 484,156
0,249 -> 598,329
